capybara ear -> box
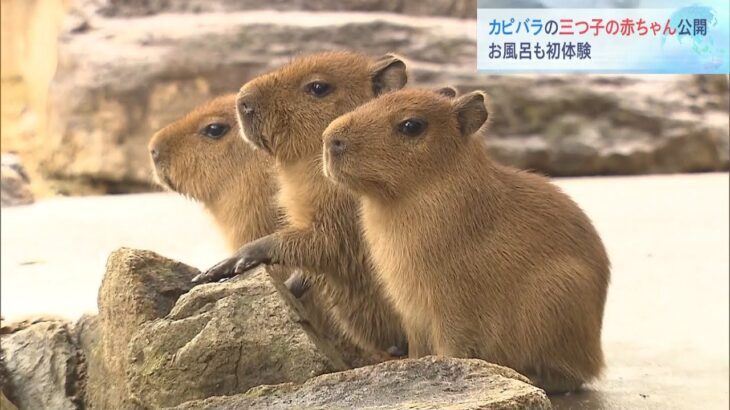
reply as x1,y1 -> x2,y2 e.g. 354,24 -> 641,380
370,54 -> 407,95
452,91 -> 488,137
435,86 -> 458,98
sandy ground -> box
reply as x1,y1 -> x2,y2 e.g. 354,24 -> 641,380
1,173 -> 728,409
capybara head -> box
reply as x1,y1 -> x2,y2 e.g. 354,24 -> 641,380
236,51 -> 408,163
323,88 -> 488,199
148,94 -> 262,202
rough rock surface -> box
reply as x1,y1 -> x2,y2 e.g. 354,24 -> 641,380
126,267 -> 344,408
97,248 -> 199,408
75,314 -> 144,410
39,7 -> 728,193
169,356 -> 551,410
0,320 -> 84,410
0,249 -> 552,410
2,1 -> 728,194
0,342 -> 14,409
471,74 -> 730,176
92,0 -> 478,18
1,153 -> 33,206
42,10 -> 475,190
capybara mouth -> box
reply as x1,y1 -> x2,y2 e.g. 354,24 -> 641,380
163,175 -> 177,192
153,167 -> 178,193
323,154 -> 348,184
240,117 -> 273,156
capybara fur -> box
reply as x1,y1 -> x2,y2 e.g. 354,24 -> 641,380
323,88 -> 610,392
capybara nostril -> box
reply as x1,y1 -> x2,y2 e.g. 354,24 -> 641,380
237,93 -> 255,117
329,139 -> 347,157
150,148 -> 160,162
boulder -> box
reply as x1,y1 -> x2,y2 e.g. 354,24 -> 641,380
2,1 -> 728,195
126,267 -> 344,408
88,0 -> 478,18
169,356 -> 552,409
467,74 -> 730,176
0,315 -> 64,334
97,247 -> 199,407
0,320 -> 84,410
41,10 -> 476,192
86,249 -> 375,409
1,153 -> 33,206
0,342 -> 15,409
38,8 -> 728,194
75,314 -> 145,410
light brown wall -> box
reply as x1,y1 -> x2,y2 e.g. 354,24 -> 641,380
1,0 -> 71,196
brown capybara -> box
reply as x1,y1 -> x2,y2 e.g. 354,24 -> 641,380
191,51 -> 410,358
148,94 -> 277,248
147,95 -> 374,366
322,88 -> 611,393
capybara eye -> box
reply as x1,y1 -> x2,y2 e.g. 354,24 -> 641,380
201,123 -> 230,139
307,81 -> 332,98
398,119 -> 426,137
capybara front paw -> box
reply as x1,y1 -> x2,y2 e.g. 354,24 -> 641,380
191,257 -> 240,284
192,235 -> 276,285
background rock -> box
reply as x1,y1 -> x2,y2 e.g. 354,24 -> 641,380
2,0 -> 726,195
93,0 -> 478,18
472,75 -> 730,176
41,10 -> 477,192
126,267 -> 343,408
0,320 -> 84,410
97,247 -> 198,408
1,153 -> 34,207
169,356 -> 551,410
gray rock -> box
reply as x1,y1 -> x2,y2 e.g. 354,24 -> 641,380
457,74 -> 730,176
0,320 -> 84,410
85,249 -> 371,409
169,356 -> 552,409
1,153 -> 33,207
74,315 -> 108,410
126,267 -> 344,408
40,10 -> 728,193
0,341 -> 14,408
89,0 -> 477,18
42,10 -> 475,192
75,314 -> 145,410
98,247 -> 199,407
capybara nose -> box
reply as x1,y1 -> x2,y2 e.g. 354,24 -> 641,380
328,139 -> 347,157
150,148 -> 160,162
237,92 -> 255,117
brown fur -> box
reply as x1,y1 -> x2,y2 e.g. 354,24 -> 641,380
148,94 -> 277,248
323,88 -> 611,392
148,95 -> 376,367
200,51 -> 409,355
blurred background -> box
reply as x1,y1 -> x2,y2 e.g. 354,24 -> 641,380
1,0 -> 727,201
